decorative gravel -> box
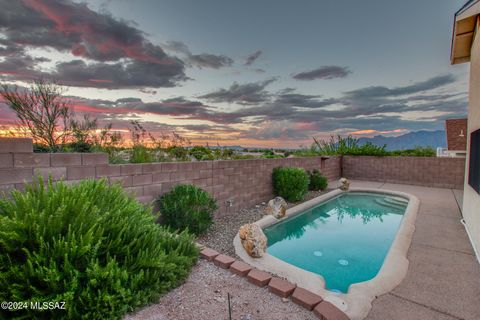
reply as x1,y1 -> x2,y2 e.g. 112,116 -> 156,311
124,259 -> 316,320
197,189 -> 331,257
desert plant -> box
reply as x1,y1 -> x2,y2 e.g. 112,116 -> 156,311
0,79 -> 73,151
167,146 -> 190,161
273,167 -> 309,202
130,145 -> 154,163
189,146 -> 215,161
389,146 -> 436,157
308,169 -> 328,191
0,178 -> 198,320
311,135 -> 388,156
157,184 -> 217,235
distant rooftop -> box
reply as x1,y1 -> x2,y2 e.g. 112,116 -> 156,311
445,118 -> 468,151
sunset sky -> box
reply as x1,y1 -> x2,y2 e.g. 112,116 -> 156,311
0,0 -> 471,148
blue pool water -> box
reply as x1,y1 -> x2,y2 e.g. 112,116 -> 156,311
264,192 -> 407,293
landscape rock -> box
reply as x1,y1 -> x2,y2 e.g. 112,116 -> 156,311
238,224 -> 267,258
265,196 -> 287,219
339,178 -> 350,191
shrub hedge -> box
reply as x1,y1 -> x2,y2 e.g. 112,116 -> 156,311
308,169 -> 328,191
272,167 -> 309,202
157,184 -> 217,235
0,178 -> 198,320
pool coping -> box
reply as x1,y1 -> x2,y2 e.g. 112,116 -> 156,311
233,187 -> 420,320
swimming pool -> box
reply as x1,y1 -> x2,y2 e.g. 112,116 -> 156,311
234,188 -> 419,320
263,192 -> 407,293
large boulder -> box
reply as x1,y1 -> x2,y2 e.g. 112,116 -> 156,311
239,224 -> 267,258
265,196 -> 287,219
339,178 -> 350,191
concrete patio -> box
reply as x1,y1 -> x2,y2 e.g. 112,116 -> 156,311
347,180 -> 480,320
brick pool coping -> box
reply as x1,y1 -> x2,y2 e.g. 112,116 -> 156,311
233,188 -> 420,320
199,247 -> 350,320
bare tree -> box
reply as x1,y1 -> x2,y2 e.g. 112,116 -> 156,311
0,79 -> 73,150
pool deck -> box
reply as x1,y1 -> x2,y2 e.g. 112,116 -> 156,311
348,180 -> 480,320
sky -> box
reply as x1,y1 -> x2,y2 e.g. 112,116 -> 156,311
0,0 -> 471,148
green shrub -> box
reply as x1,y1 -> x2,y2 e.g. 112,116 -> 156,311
273,167 -> 309,202
389,146 -> 436,157
158,184 -> 217,235
166,146 -> 189,161
189,146 -> 215,161
308,169 -> 328,191
311,135 -> 388,156
0,178 -> 198,320
64,141 -> 93,153
130,145 -> 153,163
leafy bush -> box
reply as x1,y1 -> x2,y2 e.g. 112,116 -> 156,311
158,184 -> 217,235
166,146 -> 189,161
311,135 -> 388,156
272,167 -> 309,202
293,136 -> 436,158
389,146 -> 436,157
308,169 -> 328,191
64,141 -> 92,153
189,146 -> 214,161
0,178 -> 198,320
130,145 -> 154,163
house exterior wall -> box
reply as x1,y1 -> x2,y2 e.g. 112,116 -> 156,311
445,118 -> 468,151
463,18 -> 480,257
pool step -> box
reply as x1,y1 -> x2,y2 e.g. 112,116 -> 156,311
383,197 -> 408,208
374,198 -> 405,211
386,196 -> 408,205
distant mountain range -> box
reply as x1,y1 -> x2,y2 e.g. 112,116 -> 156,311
358,130 -> 446,150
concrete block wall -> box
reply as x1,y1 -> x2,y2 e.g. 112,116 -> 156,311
343,156 -> 466,189
0,138 -> 467,215
0,138 -> 340,215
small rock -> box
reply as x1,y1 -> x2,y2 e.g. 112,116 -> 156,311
339,177 -> 350,191
238,224 -> 267,258
214,297 -> 225,303
241,314 -> 254,320
281,298 -> 289,303
264,196 -> 287,219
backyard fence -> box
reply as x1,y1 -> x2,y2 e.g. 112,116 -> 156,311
0,138 -> 465,215
343,155 -> 465,189
0,138 -> 339,215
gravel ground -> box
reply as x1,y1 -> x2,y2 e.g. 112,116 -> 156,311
124,259 -> 316,320
197,189 -> 331,257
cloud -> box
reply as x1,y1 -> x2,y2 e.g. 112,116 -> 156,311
349,129 -> 407,136
0,54 -> 187,89
244,50 -> 262,66
0,0 -> 231,88
1,74 -> 467,145
198,78 -> 277,104
164,40 -> 233,69
2,0 -> 177,64
188,54 -> 233,69
344,74 -> 456,98
292,66 -> 351,80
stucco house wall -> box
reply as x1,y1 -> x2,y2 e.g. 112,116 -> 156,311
463,17 -> 480,258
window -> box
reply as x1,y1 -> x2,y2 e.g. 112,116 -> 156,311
468,129 -> 480,194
